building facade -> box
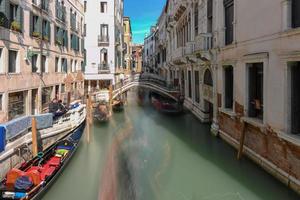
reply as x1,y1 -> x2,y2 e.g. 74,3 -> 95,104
123,16 -> 132,74
143,26 -> 157,74
84,0 -> 124,92
131,44 -> 143,73
0,0 -> 85,123
148,0 -> 300,193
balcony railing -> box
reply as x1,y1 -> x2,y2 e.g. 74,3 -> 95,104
173,47 -> 184,60
184,41 -> 195,55
98,35 -> 109,45
98,64 -> 110,74
195,33 -> 213,52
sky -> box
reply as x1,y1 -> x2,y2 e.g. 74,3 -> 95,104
124,0 -> 166,44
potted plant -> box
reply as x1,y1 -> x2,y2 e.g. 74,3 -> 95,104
56,38 -> 63,45
32,31 -> 41,38
11,21 -> 21,32
0,17 -> 4,27
43,35 -> 49,41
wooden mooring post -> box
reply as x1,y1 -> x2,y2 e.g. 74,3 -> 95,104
237,120 -> 247,160
31,117 -> 38,157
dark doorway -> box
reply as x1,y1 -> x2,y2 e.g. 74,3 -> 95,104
291,62 -> 300,134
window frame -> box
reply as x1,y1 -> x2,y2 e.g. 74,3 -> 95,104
224,65 -> 234,109
224,0 -> 234,45
8,50 -> 18,73
100,2 -> 107,13
0,93 -> 3,111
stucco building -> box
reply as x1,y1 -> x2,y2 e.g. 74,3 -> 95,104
123,16 -> 132,74
84,0 -> 124,92
0,0 -> 85,123
148,0 -> 300,193
131,44 -> 143,73
143,26 -> 157,74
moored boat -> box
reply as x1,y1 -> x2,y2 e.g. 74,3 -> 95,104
0,121 -> 86,200
150,92 -> 183,114
91,90 -> 111,122
112,99 -> 124,112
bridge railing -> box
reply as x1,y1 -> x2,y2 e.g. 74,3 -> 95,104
113,73 -> 171,91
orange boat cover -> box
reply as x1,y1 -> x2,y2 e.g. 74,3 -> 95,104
6,169 -> 25,185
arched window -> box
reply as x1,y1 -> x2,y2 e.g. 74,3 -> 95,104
100,48 -> 108,65
204,69 -> 213,86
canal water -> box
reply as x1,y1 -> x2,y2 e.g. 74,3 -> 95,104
42,91 -> 299,200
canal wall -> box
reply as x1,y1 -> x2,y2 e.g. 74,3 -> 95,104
183,100 -> 300,195
217,102 -> 300,195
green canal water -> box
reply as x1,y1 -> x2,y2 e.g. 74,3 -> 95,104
42,91 -> 299,200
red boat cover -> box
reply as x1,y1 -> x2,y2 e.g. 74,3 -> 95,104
26,170 -> 41,186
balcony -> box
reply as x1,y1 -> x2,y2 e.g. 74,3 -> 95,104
98,64 -> 110,74
195,33 -> 213,52
184,42 -> 195,55
98,35 -> 109,46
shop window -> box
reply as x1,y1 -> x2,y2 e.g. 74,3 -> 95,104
291,62 -> 300,134
8,50 -> 17,73
194,71 -> 200,103
100,2 -> 107,13
248,63 -> 264,120
292,0 -> 300,28
224,66 -> 233,109
224,0 -> 234,45
31,54 -> 38,73
188,70 -> 192,98
8,91 -> 25,120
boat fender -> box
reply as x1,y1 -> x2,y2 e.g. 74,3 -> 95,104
2,191 -> 27,199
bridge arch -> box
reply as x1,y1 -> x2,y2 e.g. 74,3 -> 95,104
113,81 -> 179,101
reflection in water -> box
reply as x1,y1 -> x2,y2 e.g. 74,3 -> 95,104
42,91 -> 299,200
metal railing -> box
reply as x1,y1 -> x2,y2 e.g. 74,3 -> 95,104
98,63 -> 110,73
195,33 -> 213,52
98,35 -> 109,45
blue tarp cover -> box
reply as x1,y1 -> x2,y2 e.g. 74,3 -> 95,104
35,113 -> 53,130
0,126 -> 5,153
4,116 -> 31,141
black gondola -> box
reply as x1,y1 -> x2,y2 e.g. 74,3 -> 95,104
0,121 -> 86,200
112,100 -> 124,112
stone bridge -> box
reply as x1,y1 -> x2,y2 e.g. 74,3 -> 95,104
112,73 -> 181,101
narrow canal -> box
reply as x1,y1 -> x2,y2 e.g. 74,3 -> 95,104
43,90 -> 299,200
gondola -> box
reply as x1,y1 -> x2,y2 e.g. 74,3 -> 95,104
0,121 -> 86,200
93,101 -> 110,122
151,92 -> 183,114
112,99 -> 124,112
